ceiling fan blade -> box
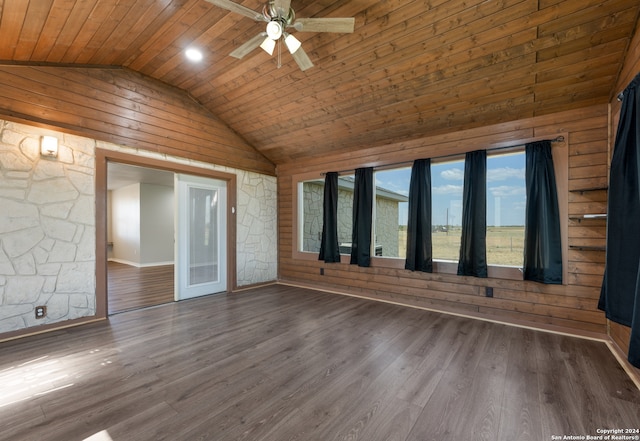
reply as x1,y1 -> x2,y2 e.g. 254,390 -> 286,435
230,32 -> 267,59
272,0 -> 292,17
291,46 -> 314,71
205,0 -> 264,21
293,17 -> 355,33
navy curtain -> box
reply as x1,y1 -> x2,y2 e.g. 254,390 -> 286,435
523,141 -> 563,284
318,172 -> 340,263
599,72 -> 640,368
350,167 -> 373,267
457,150 -> 487,277
405,159 -> 433,272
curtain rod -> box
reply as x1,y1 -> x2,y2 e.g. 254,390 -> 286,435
321,135 -> 565,176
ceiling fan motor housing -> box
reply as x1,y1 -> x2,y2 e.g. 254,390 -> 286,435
266,21 -> 283,40
263,1 -> 295,40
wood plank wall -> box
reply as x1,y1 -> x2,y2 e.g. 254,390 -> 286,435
606,16 -> 640,359
0,65 -> 275,176
277,104 -> 610,336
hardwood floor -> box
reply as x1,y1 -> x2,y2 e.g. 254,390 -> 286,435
107,261 -> 174,314
1,284 -> 638,441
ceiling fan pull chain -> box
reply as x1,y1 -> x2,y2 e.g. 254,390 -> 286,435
277,37 -> 282,69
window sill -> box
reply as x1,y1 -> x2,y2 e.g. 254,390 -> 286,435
423,260 -> 523,280
295,251 -> 524,281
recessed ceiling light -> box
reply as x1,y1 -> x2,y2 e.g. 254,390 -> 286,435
185,48 -> 203,62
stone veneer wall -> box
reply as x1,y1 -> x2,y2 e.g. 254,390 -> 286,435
235,170 -> 277,285
0,120 -> 96,333
301,183 -> 354,251
302,182 -> 323,252
302,181 -> 401,257
375,197 -> 400,258
0,119 -> 277,334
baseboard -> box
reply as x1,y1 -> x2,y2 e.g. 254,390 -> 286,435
606,338 -> 640,390
232,280 -> 278,292
0,316 -> 107,344
108,258 -> 174,267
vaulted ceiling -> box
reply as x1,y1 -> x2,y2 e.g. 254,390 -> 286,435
0,0 -> 638,165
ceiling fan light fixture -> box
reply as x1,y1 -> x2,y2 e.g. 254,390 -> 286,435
265,21 -> 283,40
260,36 -> 276,55
284,33 -> 301,54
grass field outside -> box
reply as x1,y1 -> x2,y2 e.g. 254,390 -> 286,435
398,226 -> 525,267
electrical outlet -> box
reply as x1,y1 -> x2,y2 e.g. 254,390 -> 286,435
35,306 -> 47,319
320,268 -> 324,275
485,287 -> 493,298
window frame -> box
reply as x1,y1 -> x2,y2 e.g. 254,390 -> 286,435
372,166 -> 411,260
291,139 -> 568,283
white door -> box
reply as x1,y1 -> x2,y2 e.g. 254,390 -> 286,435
175,174 -> 227,300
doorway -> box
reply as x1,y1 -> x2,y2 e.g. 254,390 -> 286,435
95,148 -> 237,318
107,162 -> 175,313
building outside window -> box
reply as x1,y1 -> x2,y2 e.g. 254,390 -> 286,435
299,175 -> 408,256
374,168 -> 410,258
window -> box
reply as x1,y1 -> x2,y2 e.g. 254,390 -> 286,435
298,175 -> 355,255
431,158 -> 464,262
374,168 -> 410,258
294,144 -> 555,280
336,175 -> 355,254
486,151 -> 526,267
429,151 -> 526,267
299,180 -> 324,253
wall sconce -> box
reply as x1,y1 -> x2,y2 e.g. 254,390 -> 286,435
40,136 -> 58,158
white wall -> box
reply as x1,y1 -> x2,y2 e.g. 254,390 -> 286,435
140,183 -> 174,265
0,118 -> 277,335
110,183 -> 174,266
111,183 -> 141,265
107,190 -> 113,260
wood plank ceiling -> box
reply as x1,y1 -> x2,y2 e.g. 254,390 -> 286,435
0,0 -> 638,165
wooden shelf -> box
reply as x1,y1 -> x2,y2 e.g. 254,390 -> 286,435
569,187 -> 608,193
569,213 -> 607,221
569,245 -> 606,251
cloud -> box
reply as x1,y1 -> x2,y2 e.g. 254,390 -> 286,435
433,184 -> 463,195
487,167 -> 525,182
440,168 -> 464,181
376,179 -> 409,196
489,185 -> 526,197
512,201 -> 527,211
436,166 -> 524,183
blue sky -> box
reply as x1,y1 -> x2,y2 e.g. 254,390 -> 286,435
375,152 -> 526,226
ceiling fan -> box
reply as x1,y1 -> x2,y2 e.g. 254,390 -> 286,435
205,0 -> 355,71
